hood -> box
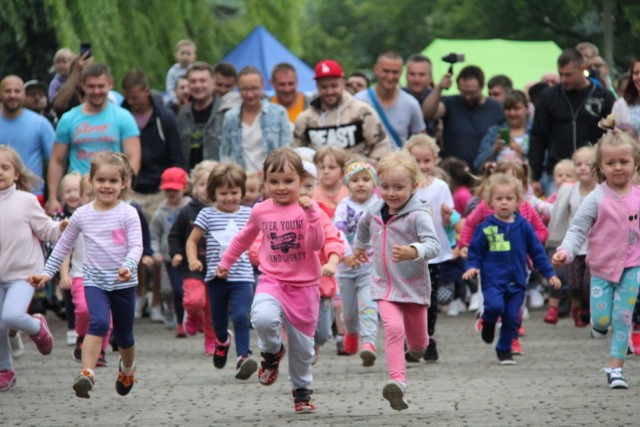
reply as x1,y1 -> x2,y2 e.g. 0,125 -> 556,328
368,193 -> 434,218
484,211 -> 527,229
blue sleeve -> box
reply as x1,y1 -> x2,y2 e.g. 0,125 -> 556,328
525,221 -> 555,279
465,224 -> 487,270
474,125 -> 500,171
194,209 -> 209,233
279,107 -> 292,146
219,110 -> 235,161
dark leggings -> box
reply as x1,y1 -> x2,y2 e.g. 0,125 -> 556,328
64,288 -> 76,329
85,286 -> 136,349
165,262 -> 184,324
568,255 -> 590,310
428,263 -> 441,341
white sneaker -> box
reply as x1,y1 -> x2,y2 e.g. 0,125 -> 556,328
527,288 -> 545,309
447,299 -> 465,316
135,296 -> 146,319
9,332 -> 24,358
66,329 -> 78,346
150,305 -> 164,322
468,292 -> 483,312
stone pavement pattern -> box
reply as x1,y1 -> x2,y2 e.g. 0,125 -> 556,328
2,310 -> 639,426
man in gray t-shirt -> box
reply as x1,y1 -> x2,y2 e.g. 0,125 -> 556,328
356,51 -> 425,148
423,65 -> 504,170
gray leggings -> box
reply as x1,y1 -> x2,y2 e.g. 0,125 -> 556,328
339,272 -> 378,345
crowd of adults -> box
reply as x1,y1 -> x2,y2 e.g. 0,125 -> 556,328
1,39 -> 636,220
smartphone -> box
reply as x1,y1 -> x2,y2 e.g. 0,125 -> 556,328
80,42 -> 92,58
499,128 -> 510,145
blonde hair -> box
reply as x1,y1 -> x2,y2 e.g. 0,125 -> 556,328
191,160 -> 217,184
313,145 -> 348,169
376,151 -> 426,187
59,171 -> 82,198
474,159 -> 529,198
553,159 -> 574,174
405,134 -> 440,157
89,151 -> 132,199
175,39 -> 195,51
483,173 -> 523,203
0,145 -> 42,192
572,145 -> 595,162
263,147 -> 305,180
592,115 -> 640,183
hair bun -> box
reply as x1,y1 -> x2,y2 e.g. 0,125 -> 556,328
598,114 -> 617,131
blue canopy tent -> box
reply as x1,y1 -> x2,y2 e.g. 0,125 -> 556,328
222,26 -> 315,93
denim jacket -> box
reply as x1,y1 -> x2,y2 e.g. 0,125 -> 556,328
219,99 -> 291,168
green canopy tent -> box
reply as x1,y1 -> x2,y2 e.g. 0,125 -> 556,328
406,38 -> 563,94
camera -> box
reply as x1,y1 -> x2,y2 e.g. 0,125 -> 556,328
442,53 -> 465,73
80,42 -> 92,58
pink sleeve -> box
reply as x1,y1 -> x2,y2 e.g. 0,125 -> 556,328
320,211 -> 344,260
459,201 -> 488,247
219,207 -> 262,271
248,232 -> 263,266
305,202 -> 325,252
521,201 -> 549,244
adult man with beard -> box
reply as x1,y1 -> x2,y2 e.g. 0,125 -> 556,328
293,59 -> 391,165
0,75 -> 55,197
423,65 -> 504,170
46,63 -> 141,214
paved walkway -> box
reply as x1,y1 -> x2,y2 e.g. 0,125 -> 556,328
3,309 -> 639,426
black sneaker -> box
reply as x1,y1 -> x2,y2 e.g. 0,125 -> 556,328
235,356 -> 258,380
213,339 -> 231,369
72,343 -> 82,362
115,360 -> 136,396
481,321 -> 496,344
293,388 -> 316,413
604,367 -> 629,389
497,350 -> 516,365
423,341 -> 438,362
96,350 -> 108,367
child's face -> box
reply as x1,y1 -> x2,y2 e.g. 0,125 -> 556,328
175,45 -> 196,67
90,165 -> 125,209
214,184 -> 242,213
193,172 -> 210,203
81,178 -> 93,204
553,165 -> 574,187
489,184 -> 519,221
600,144 -> 635,191
264,163 -> 301,206
164,189 -> 184,207
54,54 -> 72,76
379,167 -> 416,214
299,175 -> 316,198
317,155 -> 343,189
175,78 -> 190,103
347,170 -> 375,204
61,176 -> 82,211
410,146 -> 437,176
573,152 -> 594,184
242,176 -> 260,206
0,153 -> 18,191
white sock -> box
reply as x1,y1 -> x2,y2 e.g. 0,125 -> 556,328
120,360 -> 135,375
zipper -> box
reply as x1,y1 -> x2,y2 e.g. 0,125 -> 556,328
560,85 -> 596,153
379,215 -> 398,300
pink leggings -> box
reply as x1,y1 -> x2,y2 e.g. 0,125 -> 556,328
71,278 -> 112,351
183,278 -> 216,346
377,300 -> 428,383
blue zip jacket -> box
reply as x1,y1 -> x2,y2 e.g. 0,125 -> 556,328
466,212 -> 555,288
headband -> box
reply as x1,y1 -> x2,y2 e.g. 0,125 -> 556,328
344,161 -> 378,186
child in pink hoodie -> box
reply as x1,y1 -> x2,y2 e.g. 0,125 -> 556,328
217,148 -> 324,414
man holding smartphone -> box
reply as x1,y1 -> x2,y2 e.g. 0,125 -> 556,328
46,63 -> 141,214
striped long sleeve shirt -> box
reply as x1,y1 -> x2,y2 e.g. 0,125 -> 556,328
43,201 -> 143,290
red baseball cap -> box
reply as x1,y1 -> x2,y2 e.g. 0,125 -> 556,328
314,60 -> 344,80
159,167 -> 188,191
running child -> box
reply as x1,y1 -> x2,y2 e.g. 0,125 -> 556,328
0,145 -> 65,391
216,148 -> 324,413
463,173 -> 560,365
29,151 -> 142,399
354,151 -> 440,411
312,145 -> 349,217
552,117 -> 640,389
186,163 -> 257,379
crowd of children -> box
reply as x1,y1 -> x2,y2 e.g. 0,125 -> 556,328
5,111 -> 640,412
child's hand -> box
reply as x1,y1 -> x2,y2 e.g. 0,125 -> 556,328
322,261 -> 338,277
440,204 -> 452,225
392,245 -> 418,262
462,268 -> 479,280
27,274 -> 50,289
141,255 -> 154,268
59,218 -> 70,232
59,275 -> 72,290
189,259 -> 203,272
342,255 -> 362,269
353,247 -> 368,263
459,246 -> 468,259
118,267 -> 132,282
548,276 -> 562,290
298,195 -> 312,210
171,254 -> 183,268
216,266 -> 229,279
551,252 -> 567,267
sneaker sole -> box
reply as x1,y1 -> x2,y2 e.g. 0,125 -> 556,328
609,380 -> 629,389
235,358 -> 258,380
73,376 -> 93,399
295,404 -> 316,414
382,381 -> 408,411
360,349 -> 376,367
499,360 -> 516,365
0,379 -> 16,391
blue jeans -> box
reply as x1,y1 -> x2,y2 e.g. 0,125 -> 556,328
482,283 -> 525,353
85,286 -> 136,349
206,277 -> 253,357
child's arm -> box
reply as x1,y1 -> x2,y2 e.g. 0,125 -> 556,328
300,197 -> 325,252
120,208 -> 143,281
401,209 -> 441,261
168,210 -> 187,267
354,211 -> 374,262
58,255 -> 72,290
552,190 -> 599,266
186,226 -> 205,272
29,196 -> 64,243
546,184 -> 572,248
149,211 -> 164,263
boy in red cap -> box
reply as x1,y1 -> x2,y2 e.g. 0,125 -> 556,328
150,167 -> 191,336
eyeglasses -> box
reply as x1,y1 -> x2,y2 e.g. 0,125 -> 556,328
239,86 -> 262,94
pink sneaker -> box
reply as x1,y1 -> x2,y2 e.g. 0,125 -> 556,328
30,314 -> 53,355
175,324 -> 187,338
204,339 -> 215,356
0,370 -> 16,391
343,332 -> 359,355
184,312 -> 199,336
359,342 -> 377,367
